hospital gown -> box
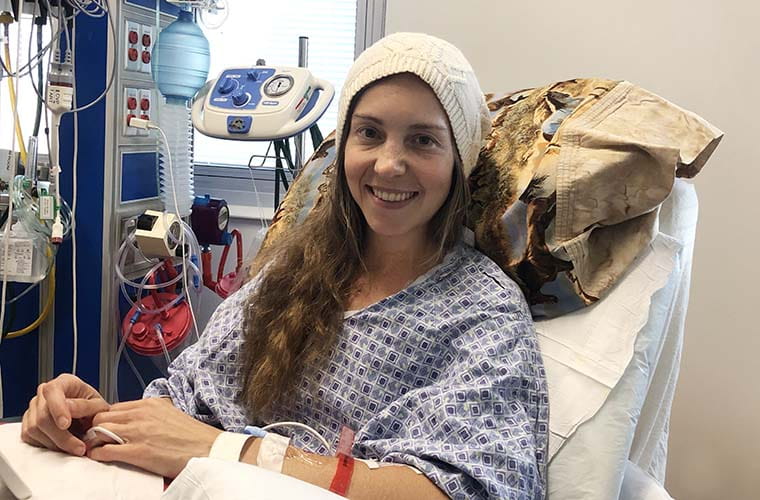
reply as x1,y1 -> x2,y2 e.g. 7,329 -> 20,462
144,242 -> 549,499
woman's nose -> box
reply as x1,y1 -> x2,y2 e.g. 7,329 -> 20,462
374,142 -> 406,176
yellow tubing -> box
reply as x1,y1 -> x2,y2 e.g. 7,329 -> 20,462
5,266 -> 55,340
3,42 -> 28,166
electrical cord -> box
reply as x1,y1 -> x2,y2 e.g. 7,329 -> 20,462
150,120 -> 202,343
247,140 -> 273,229
69,13 -> 79,374
0,1 -> 67,82
8,0 -> 116,115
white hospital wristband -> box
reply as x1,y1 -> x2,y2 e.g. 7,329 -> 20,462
208,431 -> 254,462
256,433 -> 291,473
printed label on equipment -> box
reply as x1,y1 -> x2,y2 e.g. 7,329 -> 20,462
0,239 -> 34,277
39,196 -> 55,220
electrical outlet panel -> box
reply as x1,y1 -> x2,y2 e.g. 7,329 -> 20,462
139,24 -> 155,74
124,20 -> 141,72
124,87 -> 139,137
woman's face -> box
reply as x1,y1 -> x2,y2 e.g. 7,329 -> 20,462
343,73 -> 455,246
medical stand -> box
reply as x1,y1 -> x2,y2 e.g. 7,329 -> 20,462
247,123 -> 323,211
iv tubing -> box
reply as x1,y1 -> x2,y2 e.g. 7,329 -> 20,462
262,421 -> 332,452
154,324 -> 172,365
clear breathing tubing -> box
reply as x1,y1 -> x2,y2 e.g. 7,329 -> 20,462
114,219 -> 202,316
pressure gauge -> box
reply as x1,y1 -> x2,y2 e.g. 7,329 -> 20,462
218,205 -> 229,231
264,75 -> 294,97
167,220 -> 182,251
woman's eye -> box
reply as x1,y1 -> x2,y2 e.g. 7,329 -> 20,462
357,127 -> 379,140
414,135 -> 437,147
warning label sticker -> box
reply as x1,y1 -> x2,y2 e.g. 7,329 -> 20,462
0,239 -> 34,277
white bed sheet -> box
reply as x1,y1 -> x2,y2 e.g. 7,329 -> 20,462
542,180 -> 697,499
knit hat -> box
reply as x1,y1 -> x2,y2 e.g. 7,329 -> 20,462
335,32 -> 491,178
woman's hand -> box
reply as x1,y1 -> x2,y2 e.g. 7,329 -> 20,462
21,373 -> 110,456
88,397 -> 223,478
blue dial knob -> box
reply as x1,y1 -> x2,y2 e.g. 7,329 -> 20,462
232,90 -> 249,107
218,77 -> 236,95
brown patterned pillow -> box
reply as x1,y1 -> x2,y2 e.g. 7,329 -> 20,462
257,78 -> 722,317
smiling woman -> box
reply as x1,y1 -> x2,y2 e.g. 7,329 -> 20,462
21,33 -> 548,500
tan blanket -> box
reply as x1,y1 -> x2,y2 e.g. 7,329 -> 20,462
258,78 -> 723,317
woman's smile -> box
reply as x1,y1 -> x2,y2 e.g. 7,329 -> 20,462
367,185 -> 420,207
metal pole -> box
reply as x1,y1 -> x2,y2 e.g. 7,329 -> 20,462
294,36 -> 309,170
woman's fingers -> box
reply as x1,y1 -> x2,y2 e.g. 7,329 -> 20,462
21,407 -> 56,450
41,374 -> 88,429
67,398 -> 110,419
87,442 -> 143,466
34,387 -> 86,456
20,375 -> 107,457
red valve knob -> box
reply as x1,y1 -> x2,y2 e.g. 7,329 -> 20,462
131,322 -> 147,340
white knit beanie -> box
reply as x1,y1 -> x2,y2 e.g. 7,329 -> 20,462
335,32 -> 491,178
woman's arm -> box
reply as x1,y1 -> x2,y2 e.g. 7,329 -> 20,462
240,438 -> 448,500
88,397 -> 446,499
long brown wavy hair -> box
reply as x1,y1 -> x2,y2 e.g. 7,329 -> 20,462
239,77 -> 471,419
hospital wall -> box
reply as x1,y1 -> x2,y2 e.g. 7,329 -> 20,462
384,0 -> 759,498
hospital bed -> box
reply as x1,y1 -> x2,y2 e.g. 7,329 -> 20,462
157,186 -> 701,500
0,76 -> 718,498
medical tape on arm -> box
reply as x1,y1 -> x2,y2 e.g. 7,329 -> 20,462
256,432 -> 291,473
208,431 -> 255,462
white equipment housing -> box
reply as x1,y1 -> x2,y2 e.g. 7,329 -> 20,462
192,65 -> 334,141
